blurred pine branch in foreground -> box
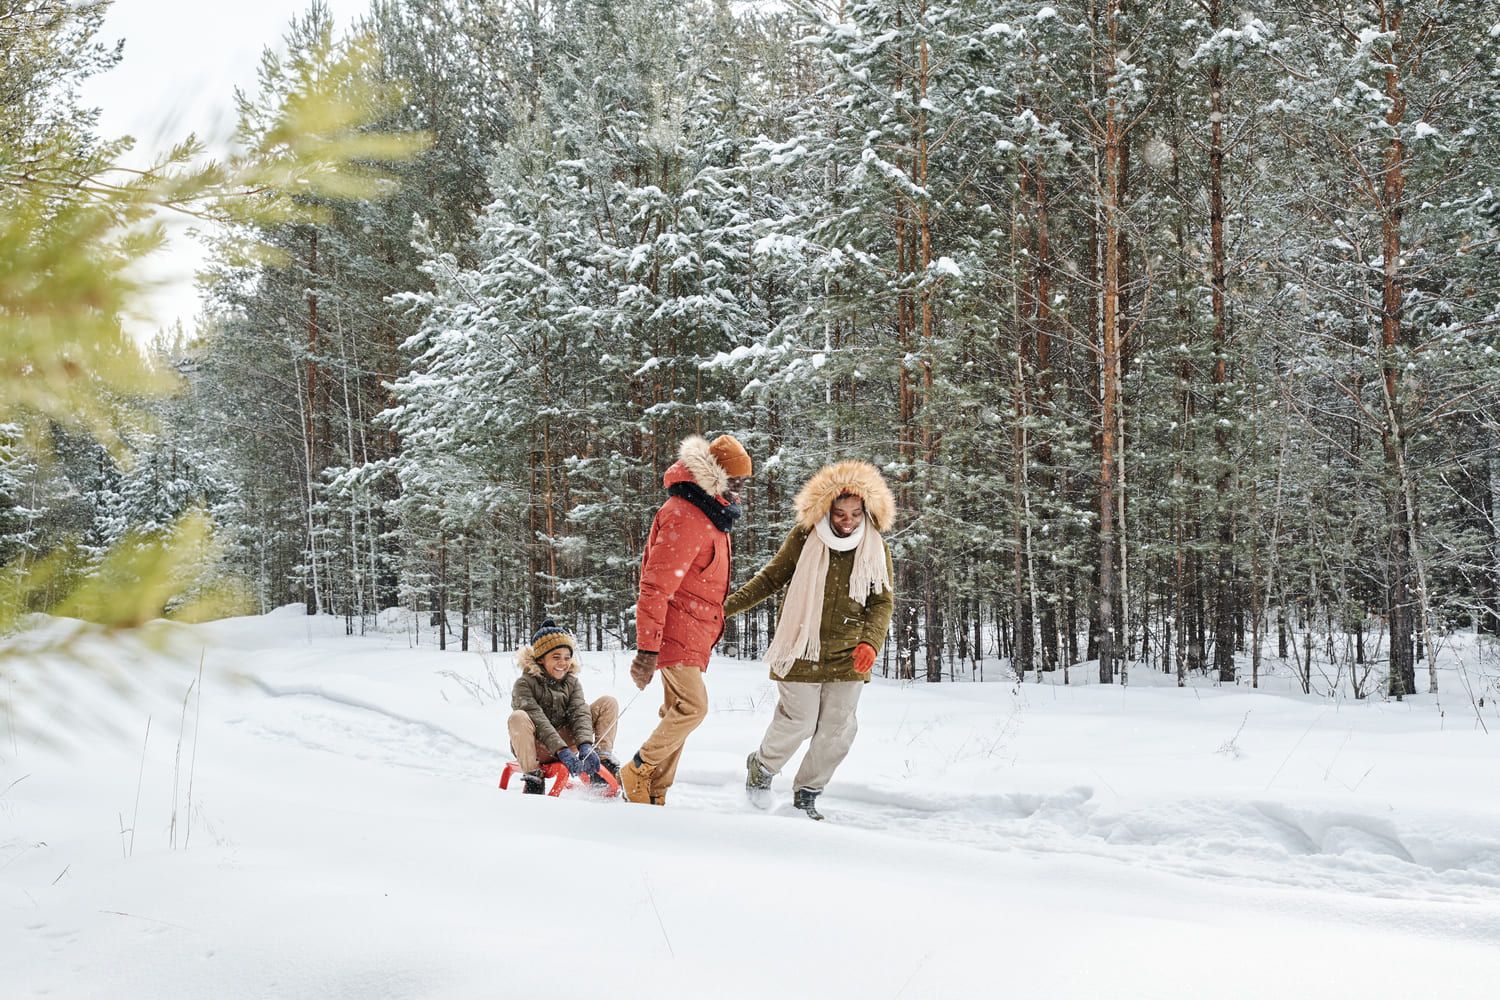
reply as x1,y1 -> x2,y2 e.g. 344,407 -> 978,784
0,1 -> 428,667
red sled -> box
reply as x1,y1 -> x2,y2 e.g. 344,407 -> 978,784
499,760 -> 621,798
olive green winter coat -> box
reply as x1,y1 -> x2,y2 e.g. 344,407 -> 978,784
511,664 -> 594,754
724,525 -> 895,683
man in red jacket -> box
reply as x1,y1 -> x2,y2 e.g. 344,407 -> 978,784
621,433 -> 752,806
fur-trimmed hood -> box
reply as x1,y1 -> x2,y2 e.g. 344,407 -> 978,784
663,435 -> 729,497
794,460 -> 896,533
517,644 -> 579,677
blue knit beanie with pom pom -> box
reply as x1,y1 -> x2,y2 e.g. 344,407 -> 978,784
530,618 -> 575,660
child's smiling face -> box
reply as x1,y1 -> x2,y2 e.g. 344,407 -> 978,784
541,646 -> 573,679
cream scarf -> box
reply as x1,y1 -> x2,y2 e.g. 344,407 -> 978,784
765,516 -> 891,678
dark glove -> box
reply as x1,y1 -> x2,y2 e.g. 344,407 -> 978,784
555,747 -> 582,775
630,651 -> 659,690
577,743 -> 601,775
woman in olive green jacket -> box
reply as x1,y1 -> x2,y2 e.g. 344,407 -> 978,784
724,460 -> 895,819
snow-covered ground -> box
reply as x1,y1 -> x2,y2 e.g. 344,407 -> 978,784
4,607 -> 1500,998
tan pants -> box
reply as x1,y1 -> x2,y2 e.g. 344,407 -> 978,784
636,666 -> 708,793
507,696 -> 619,771
756,681 -> 863,791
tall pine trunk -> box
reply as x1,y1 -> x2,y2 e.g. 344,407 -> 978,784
1208,0 -> 1236,683
1377,1 -> 1414,699
1095,0 -> 1124,685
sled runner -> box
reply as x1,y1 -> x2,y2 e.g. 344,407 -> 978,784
499,760 -> 621,798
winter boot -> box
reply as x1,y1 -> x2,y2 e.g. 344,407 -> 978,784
520,768 -> 547,795
793,787 -> 824,821
621,753 -> 660,805
746,752 -> 774,806
597,750 -> 621,781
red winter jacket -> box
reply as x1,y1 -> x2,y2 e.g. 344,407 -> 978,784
635,440 -> 735,670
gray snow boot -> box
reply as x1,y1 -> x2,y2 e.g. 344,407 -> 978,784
521,768 -> 546,795
746,752 -> 775,798
793,787 -> 824,821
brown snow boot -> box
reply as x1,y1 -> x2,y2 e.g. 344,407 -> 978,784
621,753 -> 660,805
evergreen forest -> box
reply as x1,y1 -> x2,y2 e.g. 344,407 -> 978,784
7,0 -> 1500,700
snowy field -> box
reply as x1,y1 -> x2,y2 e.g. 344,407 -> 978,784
4,607 -> 1500,999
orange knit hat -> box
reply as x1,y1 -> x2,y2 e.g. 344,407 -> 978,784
708,434 -> 752,477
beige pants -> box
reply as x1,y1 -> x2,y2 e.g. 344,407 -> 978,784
756,681 -> 863,791
507,696 -> 619,771
636,666 -> 709,793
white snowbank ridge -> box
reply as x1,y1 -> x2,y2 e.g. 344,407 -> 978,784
4,608 -> 1499,998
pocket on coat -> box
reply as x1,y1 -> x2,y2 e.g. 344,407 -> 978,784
676,593 -> 722,624
693,543 -> 718,573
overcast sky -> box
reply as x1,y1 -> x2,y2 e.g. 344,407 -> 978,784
80,0 -> 372,342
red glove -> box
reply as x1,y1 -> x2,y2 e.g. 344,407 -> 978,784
852,643 -> 877,674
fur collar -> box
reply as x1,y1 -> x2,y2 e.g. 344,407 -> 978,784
794,460 -> 896,533
677,435 -> 729,497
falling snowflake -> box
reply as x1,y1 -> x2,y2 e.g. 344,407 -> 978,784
1143,137 -> 1174,171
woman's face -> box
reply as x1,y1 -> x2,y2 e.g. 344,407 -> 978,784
829,494 -> 866,538
541,646 -> 573,679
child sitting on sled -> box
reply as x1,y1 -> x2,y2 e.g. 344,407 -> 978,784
507,619 -> 620,794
